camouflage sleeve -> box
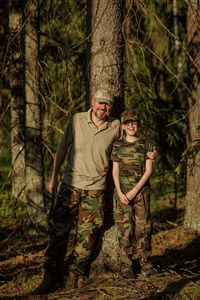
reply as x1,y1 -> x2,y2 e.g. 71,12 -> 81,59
110,142 -> 119,162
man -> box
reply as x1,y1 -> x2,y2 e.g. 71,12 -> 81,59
32,89 -> 157,295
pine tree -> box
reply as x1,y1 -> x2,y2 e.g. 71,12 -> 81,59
184,0 -> 200,231
24,0 -> 46,234
9,0 -> 26,203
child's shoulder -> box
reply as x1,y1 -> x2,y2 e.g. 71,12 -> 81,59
138,137 -> 151,146
113,139 -> 125,148
138,137 -> 148,144
137,138 -> 153,153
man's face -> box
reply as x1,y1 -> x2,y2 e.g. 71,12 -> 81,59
92,98 -> 112,120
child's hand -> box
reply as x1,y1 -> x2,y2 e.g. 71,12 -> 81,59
126,188 -> 137,202
118,192 -> 129,205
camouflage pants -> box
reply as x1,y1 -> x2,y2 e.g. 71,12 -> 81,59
44,182 -> 104,277
114,188 -> 152,270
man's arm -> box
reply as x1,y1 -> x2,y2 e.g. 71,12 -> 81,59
112,161 -> 129,205
49,117 -> 74,194
147,146 -> 157,161
49,143 -> 67,194
126,158 -> 153,201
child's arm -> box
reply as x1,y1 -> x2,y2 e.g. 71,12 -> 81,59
112,161 -> 129,205
126,158 -> 153,202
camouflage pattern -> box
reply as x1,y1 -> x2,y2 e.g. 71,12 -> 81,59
94,88 -> 113,106
114,190 -> 152,269
44,182 -> 104,277
120,108 -> 139,124
111,138 -> 153,270
111,138 -> 153,196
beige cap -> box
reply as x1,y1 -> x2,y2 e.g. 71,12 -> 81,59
94,89 -> 113,106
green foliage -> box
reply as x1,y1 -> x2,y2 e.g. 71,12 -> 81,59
0,191 -> 26,221
124,0 -> 188,203
176,125 -> 200,176
39,0 -> 87,181
0,148 -> 11,190
0,0 -> 189,209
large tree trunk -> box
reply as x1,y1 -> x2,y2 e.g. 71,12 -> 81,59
24,0 -> 46,235
86,0 -> 124,119
9,0 -> 26,203
184,1 -> 200,231
86,0 -> 124,272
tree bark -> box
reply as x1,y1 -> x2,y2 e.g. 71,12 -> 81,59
86,0 -> 124,118
172,0 -> 185,109
24,0 -> 46,235
184,0 -> 200,231
9,0 -> 26,203
86,0 -> 124,272
125,0 -> 131,87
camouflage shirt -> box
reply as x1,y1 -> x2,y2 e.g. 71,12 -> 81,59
111,137 -> 153,194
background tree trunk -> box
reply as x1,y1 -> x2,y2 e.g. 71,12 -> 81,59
172,0 -> 184,110
24,0 -> 46,235
9,0 -> 26,204
86,0 -> 124,272
184,0 -> 200,231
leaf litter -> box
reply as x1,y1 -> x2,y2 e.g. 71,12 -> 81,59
0,198 -> 200,300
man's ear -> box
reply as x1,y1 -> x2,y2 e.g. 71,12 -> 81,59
91,98 -> 95,106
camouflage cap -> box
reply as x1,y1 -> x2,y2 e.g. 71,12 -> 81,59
94,89 -> 113,106
121,108 -> 139,123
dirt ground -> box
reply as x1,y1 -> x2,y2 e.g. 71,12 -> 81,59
1,198 -> 200,300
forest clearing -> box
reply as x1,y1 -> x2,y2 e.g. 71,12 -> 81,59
1,1 -> 200,299
1,197 -> 200,300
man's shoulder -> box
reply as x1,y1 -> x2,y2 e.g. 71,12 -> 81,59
107,116 -> 120,128
72,111 -> 88,122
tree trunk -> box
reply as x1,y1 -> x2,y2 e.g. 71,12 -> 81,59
24,0 -> 46,235
9,0 -> 26,203
86,0 -> 124,272
184,0 -> 200,231
172,0 -> 185,109
86,0 -> 124,119
125,0 -> 131,87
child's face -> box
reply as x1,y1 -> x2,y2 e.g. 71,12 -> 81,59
122,120 -> 139,136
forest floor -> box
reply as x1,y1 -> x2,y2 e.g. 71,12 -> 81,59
0,197 -> 200,300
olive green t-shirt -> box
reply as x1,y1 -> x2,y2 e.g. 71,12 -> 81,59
60,108 -> 121,190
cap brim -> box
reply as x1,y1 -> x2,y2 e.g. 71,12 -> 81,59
95,98 -> 112,105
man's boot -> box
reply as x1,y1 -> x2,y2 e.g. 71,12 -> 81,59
31,272 -> 54,295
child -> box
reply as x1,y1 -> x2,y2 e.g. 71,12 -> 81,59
111,108 -> 157,279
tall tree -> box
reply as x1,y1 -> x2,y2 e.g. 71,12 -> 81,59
86,0 -> 124,118
184,0 -> 200,231
173,0 -> 184,109
9,0 -> 26,203
86,0 -> 124,272
24,0 -> 46,234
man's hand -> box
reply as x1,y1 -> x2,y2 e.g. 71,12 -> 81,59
147,146 -> 157,161
49,177 -> 58,194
